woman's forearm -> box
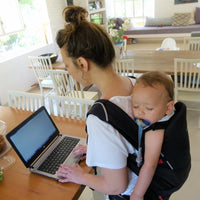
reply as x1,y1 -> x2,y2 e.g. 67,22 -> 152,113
57,165 -> 128,195
81,171 -> 127,194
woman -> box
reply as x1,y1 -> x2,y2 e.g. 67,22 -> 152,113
56,5 -> 137,199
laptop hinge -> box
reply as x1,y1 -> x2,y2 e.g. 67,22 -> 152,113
30,134 -> 62,168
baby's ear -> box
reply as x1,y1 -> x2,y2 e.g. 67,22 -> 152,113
166,101 -> 174,115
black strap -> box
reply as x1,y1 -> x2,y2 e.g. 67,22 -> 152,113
144,121 -> 169,133
109,194 -> 130,200
87,99 -> 139,149
87,99 -> 168,149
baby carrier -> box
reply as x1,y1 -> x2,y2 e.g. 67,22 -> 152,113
86,99 -> 191,200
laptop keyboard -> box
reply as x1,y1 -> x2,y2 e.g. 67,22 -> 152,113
38,136 -> 80,175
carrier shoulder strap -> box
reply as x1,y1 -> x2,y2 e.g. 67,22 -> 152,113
86,99 -> 168,150
87,99 -> 138,148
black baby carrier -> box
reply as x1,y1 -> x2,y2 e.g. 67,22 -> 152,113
86,99 -> 191,200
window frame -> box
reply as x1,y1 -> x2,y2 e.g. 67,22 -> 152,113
106,0 -> 154,19
0,0 -> 25,36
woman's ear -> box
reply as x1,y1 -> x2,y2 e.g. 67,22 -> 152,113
166,100 -> 174,115
76,57 -> 89,72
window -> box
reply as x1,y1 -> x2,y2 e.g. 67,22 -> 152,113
106,0 -> 154,26
0,0 -> 24,35
0,0 -> 52,62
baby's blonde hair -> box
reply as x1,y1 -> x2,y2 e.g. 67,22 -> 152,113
136,71 -> 174,101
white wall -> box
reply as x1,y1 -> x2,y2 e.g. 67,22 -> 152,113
154,0 -> 200,18
0,0 -> 67,105
0,44 -> 55,105
46,0 -> 67,48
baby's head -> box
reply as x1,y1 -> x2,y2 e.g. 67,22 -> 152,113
132,71 -> 174,124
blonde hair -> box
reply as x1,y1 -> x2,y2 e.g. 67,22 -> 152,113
136,71 -> 174,101
56,5 -> 115,68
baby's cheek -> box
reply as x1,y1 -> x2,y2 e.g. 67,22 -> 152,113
132,110 -> 137,117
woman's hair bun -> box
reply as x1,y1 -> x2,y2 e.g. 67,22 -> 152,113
63,5 -> 88,25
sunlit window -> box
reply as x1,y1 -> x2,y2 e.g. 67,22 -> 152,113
0,0 -> 52,62
0,0 -> 24,35
106,0 -> 154,26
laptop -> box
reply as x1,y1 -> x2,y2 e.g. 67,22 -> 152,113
6,106 -> 86,180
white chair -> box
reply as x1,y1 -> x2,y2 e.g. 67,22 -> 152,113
174,58 -> 200,108
7,90 -> 45,111
157,38 -> 179,51
183,37 -> 200,51
113,58 -> 135,77
48,95 -> 95,120
123,38 -> 127,55
28,56 -> 54,96
49,70 -> 98,100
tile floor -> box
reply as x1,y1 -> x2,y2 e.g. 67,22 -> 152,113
169,108 -> 200,200
29,39 -> 200,200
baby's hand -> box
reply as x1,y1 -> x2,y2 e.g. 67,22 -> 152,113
72,144 -> 87,160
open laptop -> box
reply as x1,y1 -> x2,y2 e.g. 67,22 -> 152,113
6,106 -> 86,180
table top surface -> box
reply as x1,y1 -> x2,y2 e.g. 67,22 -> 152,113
125,50 -> 200,74
0,106 -> 91,200
53,50 -> 200,75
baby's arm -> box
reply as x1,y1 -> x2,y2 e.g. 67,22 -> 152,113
130,129 -> 164,200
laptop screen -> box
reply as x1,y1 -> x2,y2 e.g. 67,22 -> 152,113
6,107 -> 59,167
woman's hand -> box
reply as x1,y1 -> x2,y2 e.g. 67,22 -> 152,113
56,164 -> 86,184
72,144 -> 87,160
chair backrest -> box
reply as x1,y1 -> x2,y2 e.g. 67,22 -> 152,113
113,58 -> 135,77
48,95 -> 95,120
160,38 -> 178,50
174,58 -> 200,103
29,56 -> 53,81
123,38 -> 127,54
49,69 -> 85,98
183,37 -> 200,51
8,90 -> 45,111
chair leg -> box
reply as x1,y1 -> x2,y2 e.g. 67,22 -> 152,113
198,116 -> 200,129
39,86 -> 44,96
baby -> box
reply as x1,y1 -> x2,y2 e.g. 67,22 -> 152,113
131,71 -> 175,200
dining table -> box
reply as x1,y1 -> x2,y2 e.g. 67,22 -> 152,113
52,50 -> 200,75
0,106 -> 92,200
125,50 -> 200,75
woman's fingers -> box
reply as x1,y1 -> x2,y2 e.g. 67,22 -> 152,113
72,144 -> 87,158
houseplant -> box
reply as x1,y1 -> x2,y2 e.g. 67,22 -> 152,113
108,18 -> 130,43
108,18 -> 131,57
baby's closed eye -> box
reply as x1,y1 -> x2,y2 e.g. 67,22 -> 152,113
133,105 -> 139,109
146,107 -> 153,111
